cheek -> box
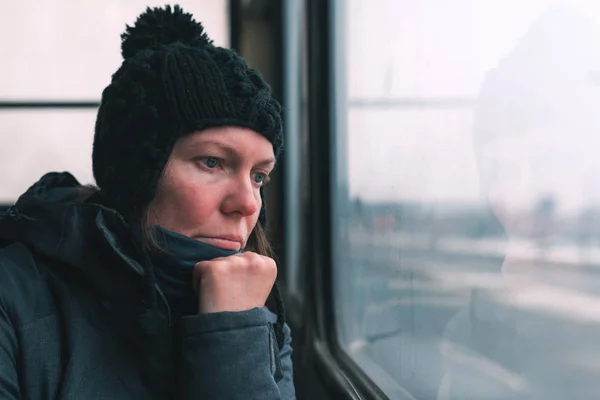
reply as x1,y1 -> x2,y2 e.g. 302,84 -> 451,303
173,184 -> 218,224
153,176 -> 222,234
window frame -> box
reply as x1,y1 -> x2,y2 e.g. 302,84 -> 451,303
305,0 -> 475,398
304,0 -> 400,398
281,0 -> 309,326
0,102 -> 100,109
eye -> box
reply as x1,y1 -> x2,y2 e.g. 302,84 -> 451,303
252,172 -> 271,185
200,157 -> 220,169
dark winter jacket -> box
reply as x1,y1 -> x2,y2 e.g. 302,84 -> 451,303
0,172 -> 295,399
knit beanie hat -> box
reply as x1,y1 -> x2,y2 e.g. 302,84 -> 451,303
92,4 -> 283,225
91,5 -> 286,347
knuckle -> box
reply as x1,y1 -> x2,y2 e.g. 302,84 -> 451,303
261,257 -> 278,277
263,257 -> 276,271
244,251 -> 261,262
268,263 -> 278,280
239,252 -> 257,267
196,259 -> 229,277
214,261 -> 232,275
194,261 -> 209,274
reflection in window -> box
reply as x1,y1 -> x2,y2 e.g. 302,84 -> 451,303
333,1 -> 600,399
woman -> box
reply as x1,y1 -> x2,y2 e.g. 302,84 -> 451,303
0,5 -> 294,400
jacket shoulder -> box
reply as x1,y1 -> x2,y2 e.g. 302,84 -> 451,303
0,242 -> 55,326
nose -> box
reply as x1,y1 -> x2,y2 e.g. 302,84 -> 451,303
221,174 -> 260,217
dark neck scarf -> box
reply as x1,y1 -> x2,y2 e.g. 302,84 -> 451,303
150,226 -> 241,319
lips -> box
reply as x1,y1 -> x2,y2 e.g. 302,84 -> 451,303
194,236 -> 243,251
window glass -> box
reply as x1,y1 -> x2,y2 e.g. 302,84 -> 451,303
0,110 -> 97,203
0,0 -> 229,100
333,1 -> 600,398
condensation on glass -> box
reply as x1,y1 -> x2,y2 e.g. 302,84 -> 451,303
0,1 -> 229,203
333,1 -> 600,399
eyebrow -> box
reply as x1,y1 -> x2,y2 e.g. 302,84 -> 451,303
189,140 -> 276,167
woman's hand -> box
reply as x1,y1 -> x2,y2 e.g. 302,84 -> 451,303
193,252 -> 277,314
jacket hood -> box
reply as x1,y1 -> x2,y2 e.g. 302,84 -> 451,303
0,172 -> 149,305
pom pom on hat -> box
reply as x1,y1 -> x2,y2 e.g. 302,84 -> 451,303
121,4 -> 213,60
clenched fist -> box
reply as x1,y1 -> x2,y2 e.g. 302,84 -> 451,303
192,252 -> 277,314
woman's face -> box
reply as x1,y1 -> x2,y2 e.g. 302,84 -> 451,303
148,126 -> 275,251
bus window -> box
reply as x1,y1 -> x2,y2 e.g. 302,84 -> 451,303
332,1 -> 600,398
